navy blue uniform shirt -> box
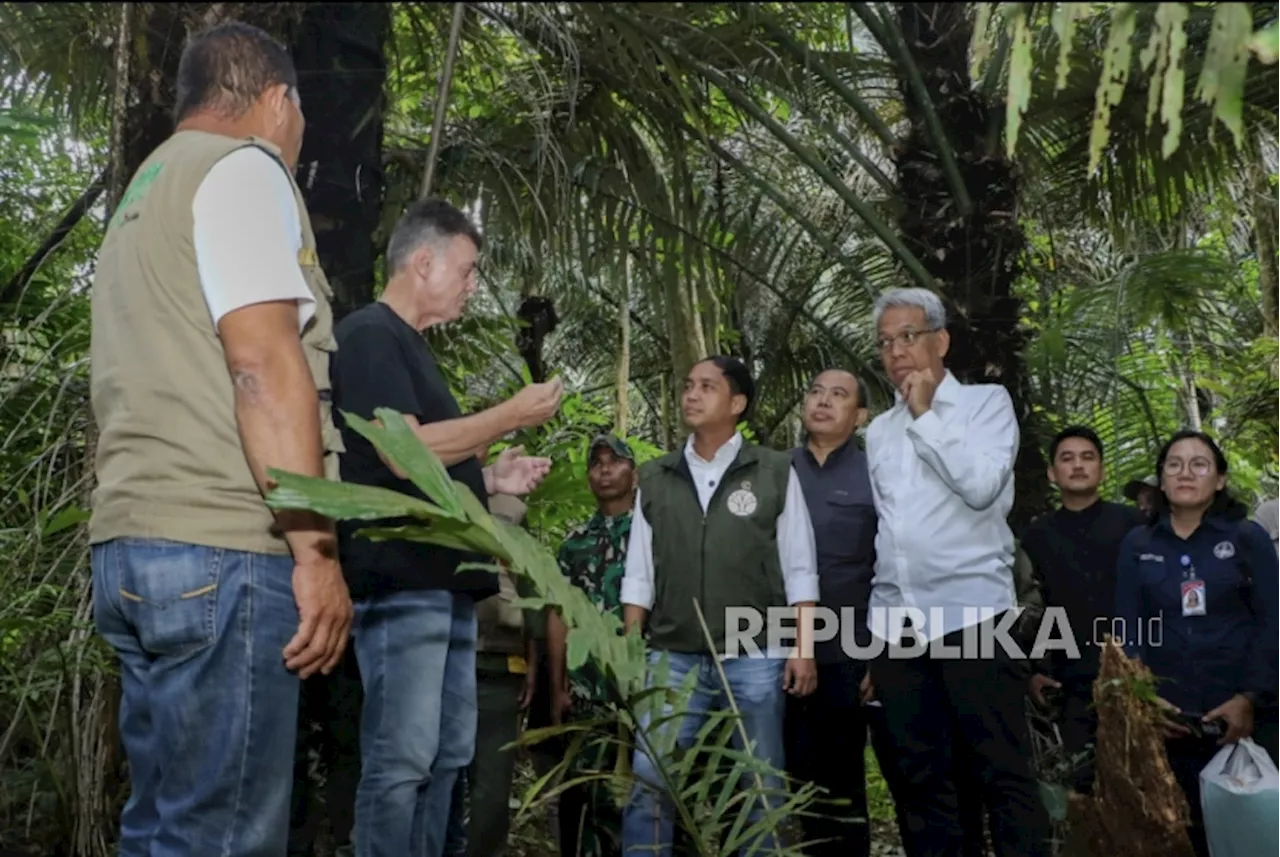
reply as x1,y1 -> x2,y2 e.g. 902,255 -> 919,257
1114,512 -> 1278,714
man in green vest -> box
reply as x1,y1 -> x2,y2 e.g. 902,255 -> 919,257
620,356 -> 819,856
88,22 -> 352,856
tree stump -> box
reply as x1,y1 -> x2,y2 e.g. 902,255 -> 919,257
1069,640 -> 1194,857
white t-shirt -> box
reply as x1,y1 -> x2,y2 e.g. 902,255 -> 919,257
191,146 -> 316,332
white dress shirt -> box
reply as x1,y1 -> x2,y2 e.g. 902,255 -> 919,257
865,371 -> 1019,644
620,432 -> 820,611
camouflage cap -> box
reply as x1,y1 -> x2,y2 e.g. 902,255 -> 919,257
589,433 -> 635,463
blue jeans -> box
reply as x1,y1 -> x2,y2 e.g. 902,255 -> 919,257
352,590 -> 477,857
623,651 -> 787,857
92,538 -> 301,857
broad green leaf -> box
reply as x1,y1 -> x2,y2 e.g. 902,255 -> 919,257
1005,5 -> 1033,159
969,2 -> 995,82
353,522 -> 511,562
265,470 -> 448,521
1089,4 -> 1139,176
342,408 -> 464,519
1139,3 -> 1188,159
566,626 -> 590,670
41,505 -> 89,537
1196,2 -> 1253,148
1250,20 -> 1279,64
1052,3 -> 1089,92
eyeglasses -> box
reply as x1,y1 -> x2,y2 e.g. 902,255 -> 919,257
876,328 -> 938,352
1162,457 -> 1214,477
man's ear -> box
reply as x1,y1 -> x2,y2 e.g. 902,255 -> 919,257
853,407 -> 869,430
411,243 -> 436,282
731,393 -> 747,419
1046,466 -> 1057,488
936,327 -> 951,361
262,82 -> 290,126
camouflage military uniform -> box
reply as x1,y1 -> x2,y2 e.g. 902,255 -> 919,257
555,510 -> 631,857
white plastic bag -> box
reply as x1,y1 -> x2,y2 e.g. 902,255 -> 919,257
1199,737 -> 1280,857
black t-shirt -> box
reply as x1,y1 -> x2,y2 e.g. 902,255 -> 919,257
330,302 -> 496,601
1021,499 -> 1145,681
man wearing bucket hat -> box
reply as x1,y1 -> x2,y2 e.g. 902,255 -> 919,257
1122,474 -> 1159,525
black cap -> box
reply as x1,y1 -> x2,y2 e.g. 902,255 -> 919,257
589,434 -> 634,463
1122,474 -> 1158,501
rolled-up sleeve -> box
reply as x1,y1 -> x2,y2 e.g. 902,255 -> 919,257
777,467 -> 820,605
620,488 -> 655,609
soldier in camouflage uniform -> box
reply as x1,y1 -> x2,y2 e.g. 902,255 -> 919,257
547,434 -> 637,857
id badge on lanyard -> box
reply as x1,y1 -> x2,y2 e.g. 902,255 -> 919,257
1179,554 -> 1206,617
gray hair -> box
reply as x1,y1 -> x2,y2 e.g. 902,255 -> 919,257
385,197 -> 483,278
871,287 -> 947,331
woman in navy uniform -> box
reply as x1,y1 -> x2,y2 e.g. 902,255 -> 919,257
1114,430 -> 1278,857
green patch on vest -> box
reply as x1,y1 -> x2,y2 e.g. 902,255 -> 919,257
109,161 -> 164,228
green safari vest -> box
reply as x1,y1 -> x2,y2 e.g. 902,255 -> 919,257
638,442 -> 792,655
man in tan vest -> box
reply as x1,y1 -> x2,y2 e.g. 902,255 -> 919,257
89,22 -> 352,856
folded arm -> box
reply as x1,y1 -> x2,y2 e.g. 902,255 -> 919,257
906,385 -> 1018,510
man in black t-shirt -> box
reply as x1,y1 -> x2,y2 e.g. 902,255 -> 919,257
330,198 -> 563,857
1020,426 -> 1144,794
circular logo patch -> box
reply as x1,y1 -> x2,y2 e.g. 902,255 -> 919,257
1213,540 -> 1236,560
726,487 -> 758,517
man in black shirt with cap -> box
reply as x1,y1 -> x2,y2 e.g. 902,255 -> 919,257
1020,426 -> 1144,794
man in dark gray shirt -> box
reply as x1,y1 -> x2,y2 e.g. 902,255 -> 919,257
783,369 -> 905,857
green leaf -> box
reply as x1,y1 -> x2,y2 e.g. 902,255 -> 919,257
1089,4 -> 1139,176
1196,2 -> 1253,149
265,470 -> 447,521
1140,3 -> 1189,159
1005,5 -> 1033,159
566,627 -> 591,671
343,408 -> 464,519
41,505 -> 89,537
1249,20 -> 1279,64
1052,3 -> 1089,92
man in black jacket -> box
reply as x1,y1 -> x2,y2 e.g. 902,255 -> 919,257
1020,426 -> 1144,794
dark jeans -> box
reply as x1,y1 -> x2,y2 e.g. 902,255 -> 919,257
870,617 -> 1053,857
92,538 -> 301,856
288,645 -> 363,855
784,659 -> 905,857
352,590 -> 478,857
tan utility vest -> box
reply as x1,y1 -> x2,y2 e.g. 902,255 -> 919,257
89,130 -> 344,556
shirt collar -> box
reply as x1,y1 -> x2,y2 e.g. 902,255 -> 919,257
1152,510 -> 1238,539
684,431 -> 743,467
802,435 -> 855,468
892,369 -> 959,409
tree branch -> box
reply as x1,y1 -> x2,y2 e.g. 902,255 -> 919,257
1,171 -> 107,308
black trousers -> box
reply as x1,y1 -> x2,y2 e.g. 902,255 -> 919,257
288,645 -> 363,855
1166,736 -> 1218,857
784,660 -> 908,857
869,618 -> 1052,857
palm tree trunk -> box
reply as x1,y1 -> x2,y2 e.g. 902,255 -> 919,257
290,2 -> 390,321
892,1 -> 1048,530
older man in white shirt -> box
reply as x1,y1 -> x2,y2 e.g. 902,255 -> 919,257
863,288 -> 1051,857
